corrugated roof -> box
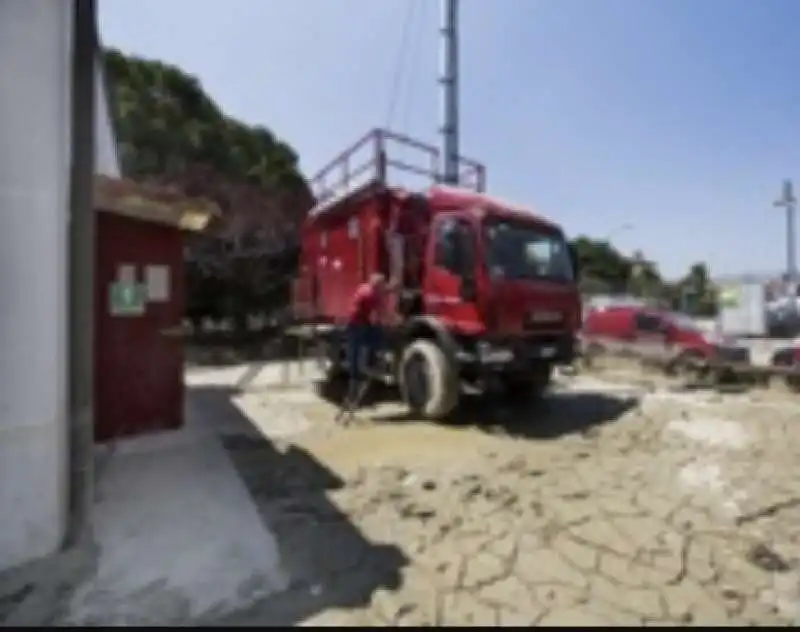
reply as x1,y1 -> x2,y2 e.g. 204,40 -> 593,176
93,175 -> 220,232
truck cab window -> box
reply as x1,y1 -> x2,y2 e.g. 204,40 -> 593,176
434,218 -> 473,275
634,313 -> 663,333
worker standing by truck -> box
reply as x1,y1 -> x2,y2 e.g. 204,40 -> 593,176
345,272 -> 389,389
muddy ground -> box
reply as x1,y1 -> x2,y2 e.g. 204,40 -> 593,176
211,362 -> 800,626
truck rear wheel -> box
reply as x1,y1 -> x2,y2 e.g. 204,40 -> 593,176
399,339 -> 459,419
313,336 -> 349,402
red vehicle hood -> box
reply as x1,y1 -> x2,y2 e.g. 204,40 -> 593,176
486,279 -> 580,336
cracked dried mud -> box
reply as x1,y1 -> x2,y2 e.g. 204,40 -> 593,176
224,364 -> 800,626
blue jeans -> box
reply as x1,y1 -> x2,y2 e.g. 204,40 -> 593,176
346,323 -> 382,380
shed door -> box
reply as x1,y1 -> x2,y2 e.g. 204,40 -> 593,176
95,214 -> 185,443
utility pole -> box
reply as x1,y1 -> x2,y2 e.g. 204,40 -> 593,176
66,0 -> 97,547
773,179 -> 797,290
439,0 -> 459,184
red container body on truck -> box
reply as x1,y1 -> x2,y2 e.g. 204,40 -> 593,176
292,129 -> 582,419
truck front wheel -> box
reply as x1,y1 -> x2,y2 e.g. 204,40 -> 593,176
399,339 -> 459,419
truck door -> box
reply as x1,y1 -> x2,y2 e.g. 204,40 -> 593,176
424,214 -> 478,327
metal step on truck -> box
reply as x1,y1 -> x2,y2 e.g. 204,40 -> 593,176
291,128 -> 582,420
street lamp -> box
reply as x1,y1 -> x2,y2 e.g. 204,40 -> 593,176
773,179 -> 797,286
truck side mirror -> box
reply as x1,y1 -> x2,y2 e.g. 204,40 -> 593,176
568,244 -> 580,279
456,226 -> 477,301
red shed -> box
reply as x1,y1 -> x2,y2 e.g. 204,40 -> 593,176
93,175 -> 218,443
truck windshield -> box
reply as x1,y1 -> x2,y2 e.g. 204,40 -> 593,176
484,217 -> 574,282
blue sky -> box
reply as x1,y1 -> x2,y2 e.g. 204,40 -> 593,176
99,0 -> 800,279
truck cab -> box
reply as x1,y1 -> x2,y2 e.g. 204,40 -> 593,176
420,189 -> 580,376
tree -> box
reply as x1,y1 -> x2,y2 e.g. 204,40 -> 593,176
104,48 -> 313,328
628,250 -> 663,300
675,262 -> 718,317
569,236 -> 675,307
570,236 -> 634,294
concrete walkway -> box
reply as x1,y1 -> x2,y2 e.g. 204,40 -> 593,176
60,368 -> 292,626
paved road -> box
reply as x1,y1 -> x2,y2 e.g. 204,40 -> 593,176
218,364 -> 800,626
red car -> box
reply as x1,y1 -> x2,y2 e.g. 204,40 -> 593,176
581,305 -> 750,367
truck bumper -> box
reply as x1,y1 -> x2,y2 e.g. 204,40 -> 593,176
458,335 -> 576,370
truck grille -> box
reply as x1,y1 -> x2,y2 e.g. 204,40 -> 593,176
524,309 -> 564,332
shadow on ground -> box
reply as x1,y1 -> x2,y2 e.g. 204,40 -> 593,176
314,378 -> 640,441
449,390 -> 640,440
184,331 -> 306,368
187,385 -> 408,626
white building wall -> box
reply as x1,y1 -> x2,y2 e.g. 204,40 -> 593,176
0,0 -> 73,572
94,46 -> 121,178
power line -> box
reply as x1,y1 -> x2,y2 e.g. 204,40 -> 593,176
385,0 -> 420,128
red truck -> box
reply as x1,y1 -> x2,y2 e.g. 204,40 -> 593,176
292,129 -> 582,419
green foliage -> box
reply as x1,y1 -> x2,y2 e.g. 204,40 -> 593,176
675,262 -> 718,317
571,236 -> 633,290
104,47 -> 308,196
570,236 -> 717,317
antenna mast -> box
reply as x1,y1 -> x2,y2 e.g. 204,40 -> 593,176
439,0 -> 459,184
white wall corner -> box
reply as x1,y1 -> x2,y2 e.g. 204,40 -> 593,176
0,0 -> 73,573
94,42 -> 121,178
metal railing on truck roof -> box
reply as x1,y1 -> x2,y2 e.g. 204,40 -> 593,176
310,128 -> 486,209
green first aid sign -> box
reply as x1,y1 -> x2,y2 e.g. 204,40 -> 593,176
109,281 -> 147,316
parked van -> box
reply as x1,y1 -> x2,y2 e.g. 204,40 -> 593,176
581,305 -> 751,367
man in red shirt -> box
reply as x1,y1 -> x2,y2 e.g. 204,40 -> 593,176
346,272 -> 388,383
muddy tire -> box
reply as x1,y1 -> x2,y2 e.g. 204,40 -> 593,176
399,339 -> 459,419
666,349 -> 704,378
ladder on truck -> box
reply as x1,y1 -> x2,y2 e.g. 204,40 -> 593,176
308,128 -> 486,210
